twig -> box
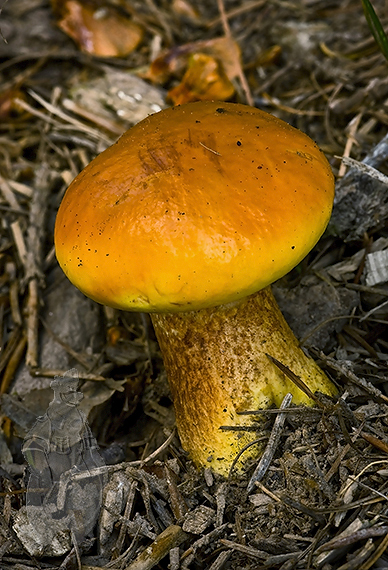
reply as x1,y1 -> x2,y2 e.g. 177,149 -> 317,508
10,220 -> 27,267
26,279 -> 39,368
337,113 -> 362,177
207,0 -> 266,28
254,481 -> 326,523
262,93 -> 324,116
359,532 -> 388,570
324,421 -> 365,482
15,94 -> 113,145
0,332 -> 26,395
70,530 -> 82,570
114,480 -> 137,556
127,429 -> 176,467
30,366 -> 106,381
124,525 -> 188,570
199,142 -> 221,155
336,155 -> 388,185
0,326 -> 23,379
247,393 -> 292,492
208,550 -> 231,570
9,279 -> 22,326
253,480 -> 282,503
62,98 -> 124,136
219,539 -> 267,560
344,461 -> 388,501
181,525 -> 228,567
215,482 -> 227,527
278,494 -> 326,524
360,298 -> 388,322
22,162 -> 53,367
0,0 -> 9,44
346,281 -> 388,296
113,480 -> 138,558
227,436 -> 268,479
324,357 -> 388,404
316,526 -> 388,553
0,175 -> 22,211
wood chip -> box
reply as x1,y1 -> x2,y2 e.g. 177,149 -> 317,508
182,505 -> 216,534
125,525 -> 188,570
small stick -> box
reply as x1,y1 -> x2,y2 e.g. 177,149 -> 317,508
0,332 -> 27,395
70,530 -> 82,570
30,367 -> 106,381
215,482 -> 227,527
113,480 -> 138,558
317,526 -> 388,553
219,539 -> 267,560
10,220 -> 28,267
9,279 -> 22,326
0,326 -> 22,377
208,550 -> 232,570
0,175 -> 22,211
247,393 -> 292,493
336,155 -> 388,185
337,113 -> 362,177
62,98 -> 124,136
26,279 -> 39,368
125,525 -> 188,570
359,532 -> 388,570
127,429 -> 176,467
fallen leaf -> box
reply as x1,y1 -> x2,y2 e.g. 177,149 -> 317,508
53,0 -> 143,57
168,52 -> 235,104
171,0 -> 201,22
0,89 -> 30,121
148,36 -> 241,86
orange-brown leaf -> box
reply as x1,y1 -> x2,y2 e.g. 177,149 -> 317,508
55,0 -> 143,57
148,36 -> 241,85
171,0 -> 200,22
0,89 -> 29,121
168,52 -> 235,105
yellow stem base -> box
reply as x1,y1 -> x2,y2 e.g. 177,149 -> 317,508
151,287 -> 336,476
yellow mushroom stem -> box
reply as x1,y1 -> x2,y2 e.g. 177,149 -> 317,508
151,286 -> 336,476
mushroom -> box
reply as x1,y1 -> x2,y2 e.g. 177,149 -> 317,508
55,101 -> 337,476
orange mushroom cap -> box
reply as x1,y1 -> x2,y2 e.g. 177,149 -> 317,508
55,101 -> 334,312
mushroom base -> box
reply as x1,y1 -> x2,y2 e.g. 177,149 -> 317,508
151,287 -> 336,476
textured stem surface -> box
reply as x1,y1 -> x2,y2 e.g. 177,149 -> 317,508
151,287 -> 336,475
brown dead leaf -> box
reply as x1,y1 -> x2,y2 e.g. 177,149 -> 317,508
168,52 -> 235,104
171,0 -> 201,22
53,0 -> 143,57
148,36 -> 241,87
0,89 -> 30,121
